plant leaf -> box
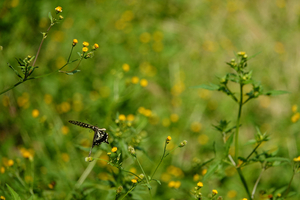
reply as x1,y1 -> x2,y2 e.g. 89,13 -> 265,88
265,157 -> 291,163
8,63 -> 23,79
264,90 -> 289,96
48,12 -> 53,24
191,83 -> 219,90
152,179 -> 161,185
6,184 -> 21,200
202,161 -> 220,181
224,133 -> 234,157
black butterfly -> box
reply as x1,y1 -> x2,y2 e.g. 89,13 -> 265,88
69,120 -> 109,157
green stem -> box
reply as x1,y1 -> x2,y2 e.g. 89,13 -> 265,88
0,81 -> 23,95
283,168 -> 295,199
224,84 -> 238,102
237,168 -> 251,199
151,142 -> 167,178
120,185 -> 136,200
235,84 -> 243,162
136,156 -> 152,199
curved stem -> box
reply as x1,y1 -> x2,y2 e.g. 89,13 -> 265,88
251,167 -> 265,199
235,84 -> 243,162
237,168 -> 251,199
151,142 -> 167,178
136,156 -> 152,199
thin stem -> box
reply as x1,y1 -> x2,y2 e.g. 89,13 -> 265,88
136,156 -> 152,199
224,84 -> 238,102
251,167 -> 265,199
283,168 -> 295,199
151,142 -> 167,178
59,58 -> 83,73
0,81 -> 23,95
237,168 -> 251,200
243,142 -> 261,165
120,185 -> 136,200
235,84 -> 243,162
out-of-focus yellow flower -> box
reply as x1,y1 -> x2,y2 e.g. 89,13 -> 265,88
112,147 -> 118,153
121,10 -> 134,21
55,6 -> 62,13
72,39 -> 78,46
140,32 -> 151,43
242,198 -> 247,200
0,195 -> 5,200
197,181 -> 203,188
170,114 -> 179,122
83,41 -> 89,47
122,63 -> 130,72
237,51 -> 246,56
138,107 -> 145,114
32,109 -> 40,118
168,181 -> 181,188
61,126 -> 69,135
0,167 -> 5,174
293,156 -> 300,162
168,165 -> 184,177
93,43 -> 99,49
131,179 -> 137,184
166,136 -> 171,144
8,160 -> 14,166
119,114 -> 126,121
227,190 -> 237,198
82,47 -> 88,52
201,168 -> 207,175
191,122 -> 202,132
143,109 -> 152,117
140,79 -> 148,87
21,148 -> 34,160
292,104 -> 298,113
127,114 -> 135,121
60,102 -> 71,113
212,189 -> 218,195
17,92 -> 30,108
274,42 -> 285,54
25,176 -> 33,183
291,112 -> 300,123
61,153 -> 70,162
153,31 -> 163,42
162,118 -> 170,127
2,95 -> 10,107
198,134 -> 209,145
44,94 -> 53,104
131,76 -> 139,84
193,174 -> 200,181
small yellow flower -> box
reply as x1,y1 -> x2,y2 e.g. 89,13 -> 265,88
166,136 -> 172,144
8,159 -> 14,166
93,43 -> 99,49
122,63 -> 130,72
0,167 -> 5,174
293,156 -> 300,162
242,198 -> 247,200
61,153 -> 70,162
170,114 -> 179,122
193,174 -> 200,181
85,157 -> 94,162
72,39 -> 78,46
292,104 -> 298,113
143,109 -> 152,117
32,109 -> 40,118
131,76 -> 139,84
168,181 -> 175,188
140,32 -> 151,43
212,189 -> 218,195
131,179 -> 137,184
55,6 -> 62,13
237,51 -> 246,56
0,195 -> 5,200
191,122 -> 202,132
201,168 -> 207,175
127,114 -> 135,121
22,150 -> 33,160
197,182 -> 203,188
82,47 -> 88,52
59,15 -> 63,20
112,147 -> 118,153
291,112 -> 300,123
61,126 -> 69,135
119,114 -> 126,121
140,79 -> 148,87
174,181 -> 181,189
83,41 -> 89,47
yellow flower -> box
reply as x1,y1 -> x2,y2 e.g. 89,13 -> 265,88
292,104 -> 298,113
82,47 -> 88,52
201,168 -> 207,175
197,182 -> 203,188
122,63 -> 130,72
61,126 -> 69,135
32,109 -> 39,118
8,160 -> 14,166
166,136 -> 171,144
131,76 -> 139,84
212,189 -> 218,195
131,179 -> 137,184
0,195 -> 5,200
112,147 -> 118,153
59,15 -> 63,20
61,153 -> 70,162
242,198 -> 247,200
193,174 -> 200,181
140,32 -> 151,43
143,109 -> 152,117
44,94 -> 53,104
291,112 -> 300,123
83,41 -> 89,47
55,6 -> 62,13
191,122 -> 202,132
237,51 -> 246,56
174,181 -> 181,189
119,114 -> 126,121
72,39 -> 78,46
127,114 -> 135,121
170,114 -> 179,122
140,79 -> 148,87
22,150 -> 33,160
293,156 -> 300,162
168,181 -> 175,188
93,43 -> 99,49
0,167 -> 5,174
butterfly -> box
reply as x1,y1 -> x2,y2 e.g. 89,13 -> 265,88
69,120 -> 109,157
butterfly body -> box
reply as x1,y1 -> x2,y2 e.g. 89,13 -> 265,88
69,120 -> 109,157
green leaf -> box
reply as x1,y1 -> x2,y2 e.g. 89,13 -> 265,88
224,133 -> 234,156
265,157 -> 291,163
65,70 -> 81,75
8,63 -> 23,79
202,161 -> 220,181
27,66 -> 39,76
77,52 -> 82,57
152,179 -> 161,185
15,58 -> 25,66
48,12 -> 53,24
6,184 -> 21,200
264,90 -> 289,96
191,83 -> 219,90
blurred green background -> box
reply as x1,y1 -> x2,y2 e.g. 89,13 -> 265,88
0,0 -> 300,199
